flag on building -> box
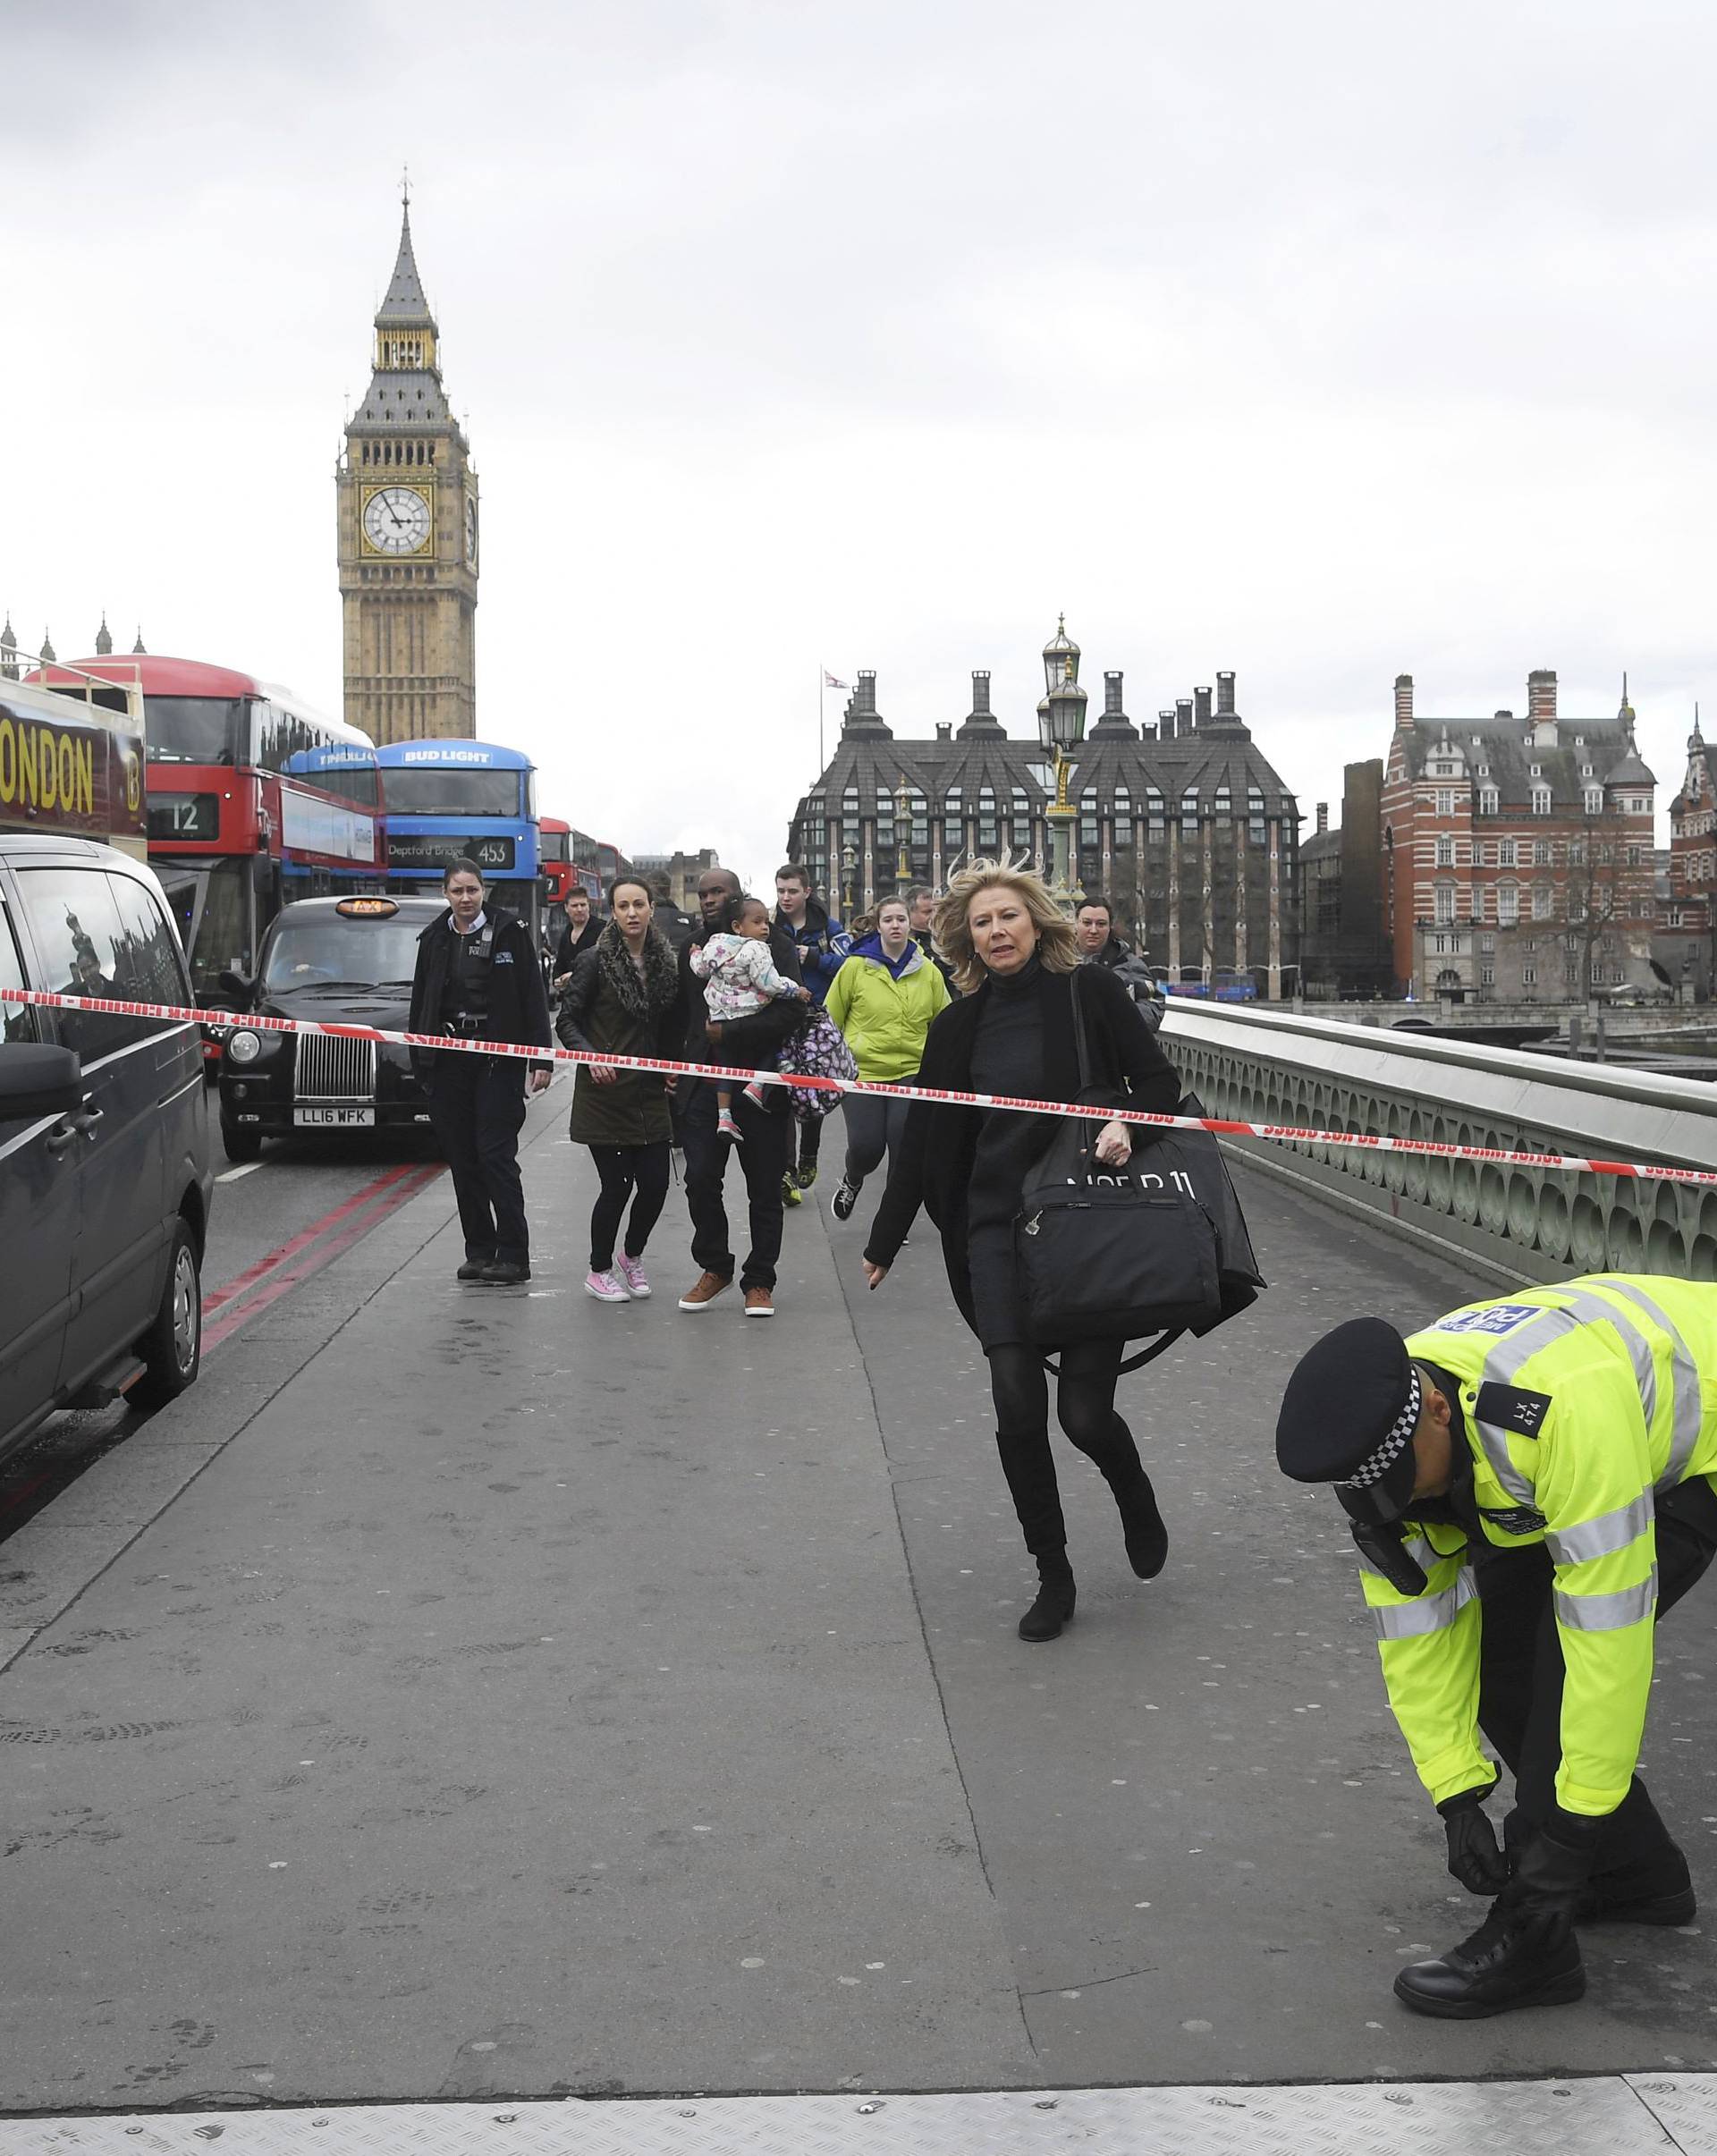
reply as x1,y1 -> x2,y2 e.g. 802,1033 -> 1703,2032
824,670 -> 850,690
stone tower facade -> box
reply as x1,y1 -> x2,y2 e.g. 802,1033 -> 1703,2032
337,200 -> 478,743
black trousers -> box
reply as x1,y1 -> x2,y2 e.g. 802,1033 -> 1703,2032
588,1142 -> 672,1271
427,1053 -> 530,1264
1474,1475 -> 1717,1876
985,1340 -> 1144,1559
841,1094 -> 909,1192
788,1115 -> 822,1172
680,1083 -> 790,1290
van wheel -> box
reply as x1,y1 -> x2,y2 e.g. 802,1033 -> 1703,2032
221,1120 -> 263,1163
132,1220 -> 202,1408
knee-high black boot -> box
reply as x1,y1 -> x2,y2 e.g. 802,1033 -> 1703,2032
994,1427 -> 1075,1642
1092,1414 -> 1167,1579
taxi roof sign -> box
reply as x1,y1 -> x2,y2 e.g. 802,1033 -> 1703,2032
335,896 -> 400,918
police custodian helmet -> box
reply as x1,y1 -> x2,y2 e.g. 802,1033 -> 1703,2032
1275,1317 -> 1425,1527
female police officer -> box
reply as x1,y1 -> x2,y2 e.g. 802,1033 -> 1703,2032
1277,1273 -> 1717,2017
409,858 -> 554,1283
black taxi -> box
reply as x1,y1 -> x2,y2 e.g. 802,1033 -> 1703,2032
216,894 -> 442,1162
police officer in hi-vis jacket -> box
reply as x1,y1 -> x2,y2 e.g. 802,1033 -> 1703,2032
1276,1274 -> 1717,2018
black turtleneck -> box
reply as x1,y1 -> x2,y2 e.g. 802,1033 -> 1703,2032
967,955 -> 1050,1230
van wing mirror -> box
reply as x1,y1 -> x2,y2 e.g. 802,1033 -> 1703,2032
217,969 -> 255,1002
0,1042 -> 85,1122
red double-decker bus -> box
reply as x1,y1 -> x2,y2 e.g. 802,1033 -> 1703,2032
539,816 -> 574,951
30,655 -> 385,1027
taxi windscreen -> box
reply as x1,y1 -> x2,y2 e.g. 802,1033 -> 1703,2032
261,914 -> 424,993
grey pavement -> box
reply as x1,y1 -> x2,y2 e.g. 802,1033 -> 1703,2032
2,1096 -> 1714,2119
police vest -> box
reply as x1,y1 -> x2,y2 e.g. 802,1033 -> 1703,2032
1360,1273 -> 1717,1818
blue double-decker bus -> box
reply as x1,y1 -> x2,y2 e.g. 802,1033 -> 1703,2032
375,740 -> 540,938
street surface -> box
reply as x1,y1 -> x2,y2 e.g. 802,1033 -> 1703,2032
1,1083 -> 1713,2129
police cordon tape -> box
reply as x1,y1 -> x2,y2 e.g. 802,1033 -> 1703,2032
4,980 -> 1716,1189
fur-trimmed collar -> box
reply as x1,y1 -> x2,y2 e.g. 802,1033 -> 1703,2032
596,920 -> 679,1019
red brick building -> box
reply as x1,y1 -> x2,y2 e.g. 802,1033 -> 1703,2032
1381,670 -> 1656,1002
1658,716 -> 1717,994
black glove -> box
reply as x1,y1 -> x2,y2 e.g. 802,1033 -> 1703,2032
1506,1807 -> 1603,1923
1437,1783 -> 1510,1895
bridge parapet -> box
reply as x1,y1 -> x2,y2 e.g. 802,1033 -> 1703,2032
1162,1002 -> 1717,1285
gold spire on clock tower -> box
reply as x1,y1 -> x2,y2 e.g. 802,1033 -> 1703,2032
336,189 -> 479,744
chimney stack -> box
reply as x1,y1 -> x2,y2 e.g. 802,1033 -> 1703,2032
1216,671 -> 1236,717
842,668 -> 892,738
1159,706 -> 1177,741
1176,697 -> 1194,736
1394,673 -> 1414,727
1527,668 -> 1558,745
1316,802 -> 1329,835
1194,685 -> 1214,729
958,668 -> 1003,738
935,722 -> 952,741
1104,672 -> 1124,718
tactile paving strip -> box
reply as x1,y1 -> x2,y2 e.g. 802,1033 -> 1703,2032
4,2076 -> 1711,2155
1629,2076 -> 1717,2156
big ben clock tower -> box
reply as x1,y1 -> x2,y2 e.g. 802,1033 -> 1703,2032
337,193 -> 478,743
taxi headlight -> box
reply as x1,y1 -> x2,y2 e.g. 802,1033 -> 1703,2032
226,1029 -> 263,1065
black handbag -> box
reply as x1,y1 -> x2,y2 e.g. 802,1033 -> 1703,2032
1014,970 -> 1264,1372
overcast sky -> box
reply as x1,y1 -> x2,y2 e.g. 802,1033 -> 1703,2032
6,0 -> 1716,888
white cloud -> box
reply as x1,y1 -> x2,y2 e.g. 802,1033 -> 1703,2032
6,0 -> 1716,877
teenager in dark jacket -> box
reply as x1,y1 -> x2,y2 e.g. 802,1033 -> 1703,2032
774,863 -> 847,1201
863,861 -> 1182,1643
907,884 -> 956,989
1074,895 -> 1165,1031
670,866 -> 805,1316
408,858 -> 554,1284
553,888 -> 602,988
556,876 -> 681,1305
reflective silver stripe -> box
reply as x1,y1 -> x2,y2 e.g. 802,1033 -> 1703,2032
1555,1283 -> 1661,1434
1373,1570 -> 1476,1640
1545,1491 -> 1654,1568
1470,1306 -> 1581,1503
1587,1279 -> 1704,1488
1553,1567 -> 1659,1633
1358,1535 -> 1441,1583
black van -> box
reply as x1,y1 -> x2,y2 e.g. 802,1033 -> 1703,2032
0,835 -> 216,1463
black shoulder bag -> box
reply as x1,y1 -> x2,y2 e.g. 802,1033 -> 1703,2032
1014,969 -> 1264,1373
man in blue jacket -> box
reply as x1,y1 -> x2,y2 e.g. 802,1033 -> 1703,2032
774,864 -> 847,1204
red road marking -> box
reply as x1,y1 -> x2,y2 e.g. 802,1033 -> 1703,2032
201,1163 -> 444,1356
203,1163 -> 423,1315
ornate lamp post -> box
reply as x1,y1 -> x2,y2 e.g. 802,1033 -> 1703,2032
1036,614 -> 1087,909
894,774 -> 912,887
841,840 -> 858,922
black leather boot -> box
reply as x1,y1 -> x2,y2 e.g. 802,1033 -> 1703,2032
1108,1469 -> 1168,1579
1576,1854 -> 1696,1926
1018,1557 -> 1077,1643
1392,1907 -> 1585,2018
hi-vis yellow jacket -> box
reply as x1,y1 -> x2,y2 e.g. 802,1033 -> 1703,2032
1363,1274 -> 1717,1818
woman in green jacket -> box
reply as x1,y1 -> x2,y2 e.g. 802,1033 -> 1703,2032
826,894 -> 951,1222
556,877 -> 680,1303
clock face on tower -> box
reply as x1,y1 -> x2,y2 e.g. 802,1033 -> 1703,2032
464,493 -> 478,567
361,485 -> 432,555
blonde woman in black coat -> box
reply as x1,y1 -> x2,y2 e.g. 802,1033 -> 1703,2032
863,860 -> 1182,1643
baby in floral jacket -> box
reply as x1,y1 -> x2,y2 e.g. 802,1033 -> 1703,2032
690,893 -> 811,1140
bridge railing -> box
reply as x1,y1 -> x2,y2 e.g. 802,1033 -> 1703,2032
1160,1002 -> 1717,1285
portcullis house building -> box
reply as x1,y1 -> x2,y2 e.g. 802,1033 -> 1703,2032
785,621 -> 1302,997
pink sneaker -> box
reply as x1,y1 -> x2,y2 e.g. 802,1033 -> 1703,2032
584,1268 -> 630,1304
717,1110 -> 743,1144
615,1254 -> 652,1298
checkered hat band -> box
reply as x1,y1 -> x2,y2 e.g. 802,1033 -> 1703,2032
1335,1368 -> 1421,1490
